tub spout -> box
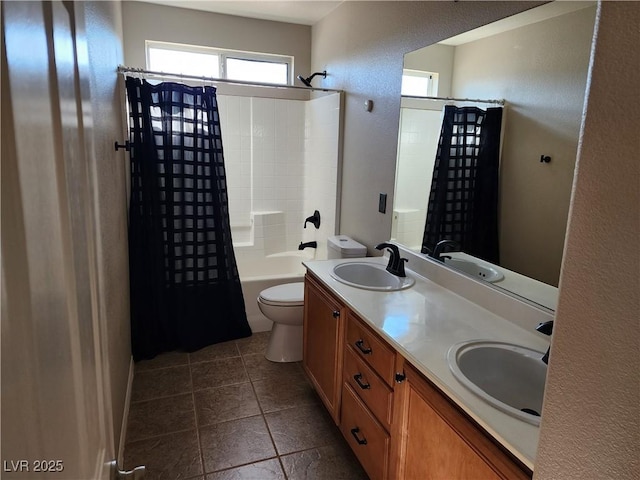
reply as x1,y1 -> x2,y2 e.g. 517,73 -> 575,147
298,241 -> 317,250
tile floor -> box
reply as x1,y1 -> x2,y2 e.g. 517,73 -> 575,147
123,332 -> 367,480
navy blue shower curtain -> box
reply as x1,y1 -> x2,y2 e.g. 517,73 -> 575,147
126,77 -> 251,361
422,105 -> 503,263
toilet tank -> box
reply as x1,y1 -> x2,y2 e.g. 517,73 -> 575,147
327,235 -> 367,259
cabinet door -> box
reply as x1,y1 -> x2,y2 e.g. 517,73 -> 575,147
303,274 -> 345,423
392,364 -> 531,480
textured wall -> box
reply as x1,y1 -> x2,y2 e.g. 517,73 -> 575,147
311,1 -> 542,252
535,2 -> 640,478
84,1 -> 131,450
121,1 -> 311,83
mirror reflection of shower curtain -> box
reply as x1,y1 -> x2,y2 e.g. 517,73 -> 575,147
126,77 -> 251,361
422,105 -> 503,263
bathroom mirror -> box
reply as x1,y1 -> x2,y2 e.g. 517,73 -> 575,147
391,2 -> 597,310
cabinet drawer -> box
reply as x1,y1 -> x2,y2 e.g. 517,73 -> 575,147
346,313 -> 395,386
344,346 -> 393,429
341,384 -> 390,480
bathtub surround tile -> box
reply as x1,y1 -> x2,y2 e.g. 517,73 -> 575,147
135,351 -> 190,372
242,353 -> 304,382
124,429 -> 203,480
199,416 -> 277,473
126,393 -> 196,443
131,365 -> 192,402
194,383 -> 261,426
205,458 -> 285,480
264,403 -> 343,455
280,444 -> 367,480
190,340 -> 240,363
191,356 -> 248,391
252,371 -> 319,413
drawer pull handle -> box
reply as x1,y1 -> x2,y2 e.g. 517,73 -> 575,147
350,427 -> 368,445
353,373 -> 371,390
355,339 -> 372,355
332,310 -> 340,318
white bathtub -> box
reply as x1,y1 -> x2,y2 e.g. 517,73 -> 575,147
236,251 -> 315,332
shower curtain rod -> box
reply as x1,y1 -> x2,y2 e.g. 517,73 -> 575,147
117,65 -> 342,93
402,94 -> 505,106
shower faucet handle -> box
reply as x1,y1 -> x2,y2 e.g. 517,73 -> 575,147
304,210 -> 321,229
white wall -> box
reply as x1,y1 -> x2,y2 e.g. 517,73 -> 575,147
534,2 -> 640,477
121,1 -> 311,84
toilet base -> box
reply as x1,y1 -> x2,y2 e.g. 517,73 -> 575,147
265,323 -> 303,362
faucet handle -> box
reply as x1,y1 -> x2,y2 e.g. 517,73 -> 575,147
536,320 -> 554,336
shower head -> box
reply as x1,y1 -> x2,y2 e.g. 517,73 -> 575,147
297,70 -> 327,87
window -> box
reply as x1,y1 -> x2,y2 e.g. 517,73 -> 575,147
146,41 -> 293,85
401,69 -> 439,97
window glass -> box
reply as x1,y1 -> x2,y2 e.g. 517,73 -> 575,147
226,58 -> 288,85
148,47 -> 220,78
146,41 -> 293,85
401,70 -> 439,97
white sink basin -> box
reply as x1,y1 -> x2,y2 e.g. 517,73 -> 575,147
447,341 -> 547,425
444,258 -> 504,283
330,262 -> 415,291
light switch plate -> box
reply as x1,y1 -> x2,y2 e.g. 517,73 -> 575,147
379,193 -> 387,214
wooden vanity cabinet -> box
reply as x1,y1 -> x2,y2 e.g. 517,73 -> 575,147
390,362 -> 532,480
302,274 -> 532,480
340,312 -> 398,480
303,273 -> 345,423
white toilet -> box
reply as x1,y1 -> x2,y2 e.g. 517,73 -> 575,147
258,282 -> 305,362
257,235 -> 366,363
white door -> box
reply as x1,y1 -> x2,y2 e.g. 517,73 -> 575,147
2,2 -> 114,478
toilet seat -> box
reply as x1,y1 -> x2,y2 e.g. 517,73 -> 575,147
258,282 -> 304,307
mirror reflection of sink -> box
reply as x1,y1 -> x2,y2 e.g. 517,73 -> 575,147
444,258 -> 504,283
331,262 -> 415,291
447,341 -> 547,426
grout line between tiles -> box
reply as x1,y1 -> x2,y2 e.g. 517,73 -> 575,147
189,349 -> 207,478
238,339 -> 290,480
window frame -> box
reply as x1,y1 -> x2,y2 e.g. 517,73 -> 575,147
145,40 -> 294,85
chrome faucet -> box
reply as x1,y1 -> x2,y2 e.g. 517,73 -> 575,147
375,242 -> 408,277
430,239 -> 460,261
535,320 -> 554,365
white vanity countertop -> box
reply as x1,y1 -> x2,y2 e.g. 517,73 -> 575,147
303,256 -> 550,471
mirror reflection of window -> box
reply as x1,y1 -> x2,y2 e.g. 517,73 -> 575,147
401,69 -> 439,97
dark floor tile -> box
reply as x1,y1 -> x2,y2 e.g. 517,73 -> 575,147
280,444 -> 368,480
242,353 -> 303,382
252,371 -> 319,413
205,458 -> 285,480
127,393 -> 195,443
190,340 -> 240,363
200,416 -> 277,473
195,383 -> 261,426
123,429 -> 202,480
135,351 -> 190,372
131,365 -> 192,402
191,356 -> 248,391
236,332 -> 270,356
264,404 -> 343,455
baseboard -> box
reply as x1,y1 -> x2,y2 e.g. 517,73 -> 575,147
117,356 -> 135,466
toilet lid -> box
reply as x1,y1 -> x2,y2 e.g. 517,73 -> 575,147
259,282 -> 305,306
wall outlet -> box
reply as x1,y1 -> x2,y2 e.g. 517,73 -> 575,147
378,193 -> 387,214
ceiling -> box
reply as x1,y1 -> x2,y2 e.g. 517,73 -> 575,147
135,0 -> 344,25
